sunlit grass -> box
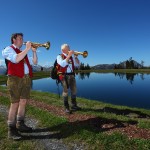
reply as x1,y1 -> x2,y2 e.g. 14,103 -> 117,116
0,85 -> 150,149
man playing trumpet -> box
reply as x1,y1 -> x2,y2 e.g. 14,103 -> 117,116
2,33 -> 38,140
57,44 -> 81,114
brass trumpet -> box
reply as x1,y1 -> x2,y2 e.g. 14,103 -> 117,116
74,50 -> 88,58
23,41 -> 50,50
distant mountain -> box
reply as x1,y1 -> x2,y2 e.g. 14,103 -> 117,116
0,66 -> 6,75
32,65 -> 51,72
91,60 -> 143,70
115,60 -> 142,69
32,65 -> 42,72
91,64 -> 115,70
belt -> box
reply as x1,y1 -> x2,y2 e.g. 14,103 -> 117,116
65,72 -> 75,75
24,74 -> 30,77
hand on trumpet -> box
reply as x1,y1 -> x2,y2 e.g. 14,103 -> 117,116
73,51 -> 80,64
24,41 -> 37,52
24,41 -> 32,51
68,50 -> 79,57
74,53 -> 78,58
68,50 -> 80,64
68,50 -> 74,57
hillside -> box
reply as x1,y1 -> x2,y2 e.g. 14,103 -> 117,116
91,64 -> 115,70
0,66 -> 6,75
91,59 -> 143,70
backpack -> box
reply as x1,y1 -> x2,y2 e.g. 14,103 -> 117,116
50,54 -> 65,81
50,58 -> 61,98
50,59 -> 58,80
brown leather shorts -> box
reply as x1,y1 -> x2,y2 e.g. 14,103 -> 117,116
61,75 -> 77,97
7,75 -> 31,103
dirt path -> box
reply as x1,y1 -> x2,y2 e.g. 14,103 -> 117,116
28,99 -> 150,140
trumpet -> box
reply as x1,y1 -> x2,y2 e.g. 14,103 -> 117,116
23,41 -> 50,50
74,50 -> 88,58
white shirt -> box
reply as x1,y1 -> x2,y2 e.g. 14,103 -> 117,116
57,53 -> 80,73
2,44 -> 29,74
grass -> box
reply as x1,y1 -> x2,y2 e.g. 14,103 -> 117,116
0,71 -> 50,85
77,69 -> 150,74
0,113 -> 44,150
1,69 -> 150,85
0,75 -> 7,85
0,85 -> 150,150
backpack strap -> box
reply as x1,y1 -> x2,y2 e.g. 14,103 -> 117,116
5,59 -> 8,75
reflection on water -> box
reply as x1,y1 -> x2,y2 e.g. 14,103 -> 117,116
75,72 -> 146,85
30,72 -> 150,109
114,72 -> 145,84
76,72 -> 146,84
75,72 -> 91,80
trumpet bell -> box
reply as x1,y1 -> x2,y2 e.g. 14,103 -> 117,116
42,41 -> 50,50
82,51 -> 88,58
74,50 -> 88,58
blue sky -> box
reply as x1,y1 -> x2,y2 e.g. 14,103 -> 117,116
0,0 -> 150,67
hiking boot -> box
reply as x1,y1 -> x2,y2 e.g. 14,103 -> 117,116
71,97 -> 81,111
16,120 -> 32,132
63,96 -> 72,114
65,108 -> 72,114
71,105 -> 82,111
8,126 -> 22,140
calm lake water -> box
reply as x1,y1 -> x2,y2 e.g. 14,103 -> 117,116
31,72 -> 150,110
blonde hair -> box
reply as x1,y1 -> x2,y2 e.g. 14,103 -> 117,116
61,44 -> 70,51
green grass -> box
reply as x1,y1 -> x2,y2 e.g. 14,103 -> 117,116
0,113 -> 45,150
0,71 -> 50,85
0,75 -> 7,85
77,69 -> 150,74
0,85 -> 150,149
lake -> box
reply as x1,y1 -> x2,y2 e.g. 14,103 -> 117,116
31,72 -> 150,110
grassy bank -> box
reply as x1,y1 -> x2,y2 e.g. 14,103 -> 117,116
0,71 -> 50,85
1,69 -> 150,85
0,85 -> 150,150
77,69 -> 150,74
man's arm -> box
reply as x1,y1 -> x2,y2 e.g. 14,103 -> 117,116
2,47 -> 17,63
31,47 -> 38,65
74,55 -> 80,67
15,41 -> 31,63
57,55 -> 68,67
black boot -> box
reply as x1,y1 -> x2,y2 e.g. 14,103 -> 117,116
71,97 -> 81,111
16,120 -> 32,132
64,96 -> 72,114
8,126 -> 22,140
